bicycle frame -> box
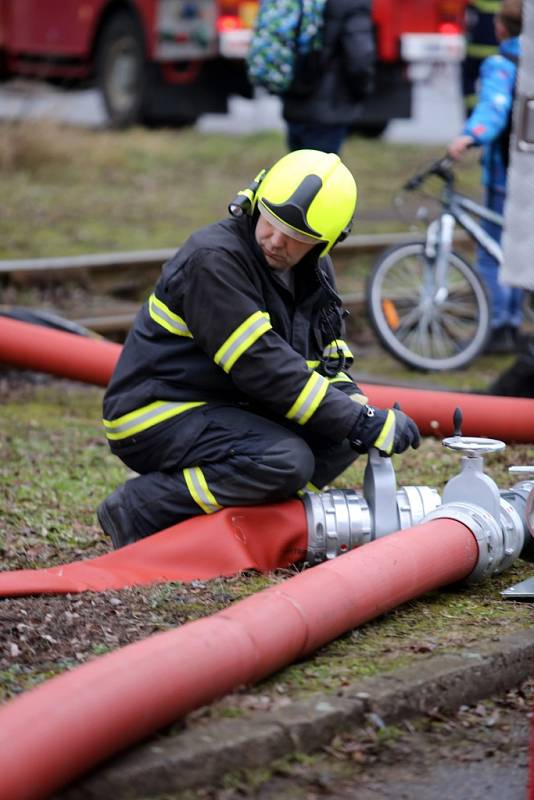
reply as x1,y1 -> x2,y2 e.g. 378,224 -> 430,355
425,186 -> 504,295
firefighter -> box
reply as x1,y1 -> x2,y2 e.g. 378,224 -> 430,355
462,0 -> 500,115
98,150 -> 420,548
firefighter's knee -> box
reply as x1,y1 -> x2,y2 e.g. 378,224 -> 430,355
261,436 -> 315,497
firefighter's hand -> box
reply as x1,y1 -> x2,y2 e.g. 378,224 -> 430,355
447,135 -> 475,161
349,406 -> 420,456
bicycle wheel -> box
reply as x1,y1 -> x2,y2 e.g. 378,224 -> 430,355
366,243 -> 491,371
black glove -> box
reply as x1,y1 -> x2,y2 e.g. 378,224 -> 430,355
349,406 -> 420,456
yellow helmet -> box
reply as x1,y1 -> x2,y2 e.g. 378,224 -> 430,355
229,150 -> 357,256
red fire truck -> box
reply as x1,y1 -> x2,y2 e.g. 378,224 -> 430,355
0,0 -> 467,131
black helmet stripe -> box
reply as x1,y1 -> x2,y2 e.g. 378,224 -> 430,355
261,174 -> 323,238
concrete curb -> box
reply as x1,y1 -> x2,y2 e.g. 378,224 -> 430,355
58,628 -> 534,799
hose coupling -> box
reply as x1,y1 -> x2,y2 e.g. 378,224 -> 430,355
501,474 -> 534,561
303,485 -> 441,565
423,500 -> 523,583
303,490 -> 372,565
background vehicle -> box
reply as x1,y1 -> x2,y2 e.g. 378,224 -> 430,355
366,156 -> 493,372
0,0 -> 467,130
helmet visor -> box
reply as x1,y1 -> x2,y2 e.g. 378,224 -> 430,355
258,203 -> 325,246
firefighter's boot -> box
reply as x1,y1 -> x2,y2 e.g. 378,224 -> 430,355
97,486 -> 140,549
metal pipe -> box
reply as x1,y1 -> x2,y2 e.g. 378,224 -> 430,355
0,517 -> 479,800
1,316 -> 533,442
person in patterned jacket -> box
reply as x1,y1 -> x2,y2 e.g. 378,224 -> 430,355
448,0 -> 523,353
98,150 -> 419,548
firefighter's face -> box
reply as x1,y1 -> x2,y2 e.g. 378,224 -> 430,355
255,215 -> 316,270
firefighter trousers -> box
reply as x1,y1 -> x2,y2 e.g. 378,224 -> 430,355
106,404 -> 357,540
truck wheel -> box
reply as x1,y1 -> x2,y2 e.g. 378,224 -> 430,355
96,11 -> 147,129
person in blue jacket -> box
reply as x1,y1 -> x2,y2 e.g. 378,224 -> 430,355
448,0 -> 523,354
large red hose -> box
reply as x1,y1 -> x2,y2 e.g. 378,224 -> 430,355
1,316 -> 532,441
0,518 -> 478,800
364,383 -> 534,441
0,501 -> 307,596
0,315 -> 120,385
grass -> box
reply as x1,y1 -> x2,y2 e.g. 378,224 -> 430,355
0,119 -> 532,720
0,119 -> 482,259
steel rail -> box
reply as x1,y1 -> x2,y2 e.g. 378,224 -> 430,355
0,230 -> 469,336
0,232 -> 429,275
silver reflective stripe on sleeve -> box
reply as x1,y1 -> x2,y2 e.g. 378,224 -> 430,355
103,400 -> 206,440
286,371 -> 329,426
214,310 -> 271,373
183,466 -> 222,514
149,293 -> 192,337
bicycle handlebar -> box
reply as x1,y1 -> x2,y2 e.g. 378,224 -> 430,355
402,155 -> 455,192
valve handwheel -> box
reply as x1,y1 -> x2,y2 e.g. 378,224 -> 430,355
442,406 -> 506,456
442,436 -> 506,456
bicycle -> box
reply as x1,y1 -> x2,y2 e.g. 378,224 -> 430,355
366,155 -> 497,372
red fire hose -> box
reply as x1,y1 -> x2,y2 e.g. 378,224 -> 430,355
0,517 -> 478,800
0,501 -> 307,597
0,316 -> 532,442
0,315 -> 120,385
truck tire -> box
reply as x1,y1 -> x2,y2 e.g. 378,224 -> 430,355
96,11 -> 147,129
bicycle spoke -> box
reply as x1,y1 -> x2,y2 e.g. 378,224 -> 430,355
440,309 -> 479,339
430,317 -> 462,357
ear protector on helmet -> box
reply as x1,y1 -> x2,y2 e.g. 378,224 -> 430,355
336,219 -> 353,244
228,169 -> 267,217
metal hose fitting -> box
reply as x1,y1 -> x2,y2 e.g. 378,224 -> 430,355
303,485 -> 441,565
423,500 -> 524,583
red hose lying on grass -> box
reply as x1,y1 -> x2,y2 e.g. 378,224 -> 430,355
0,501 -> 307,597
0,518 -> 478,800
0,314 -> 120,386
1,315 -> 533,442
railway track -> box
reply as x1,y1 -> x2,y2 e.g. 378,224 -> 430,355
0,230 -> 469,339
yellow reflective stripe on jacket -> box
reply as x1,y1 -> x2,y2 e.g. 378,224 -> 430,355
103,400 -> 206,440
214,310 -> 271,373
328,372 -> 353,384
322,339 -> 353,360
464,93 -> 478,111
374,409 -> 395,454
286,371 -> 329,426
184,467 -> 222,514
468,0 -> 500,13
297,481 -> 321,496
466,42 -> 498,59
149,293 -> 192,337
306,359 -> 321,369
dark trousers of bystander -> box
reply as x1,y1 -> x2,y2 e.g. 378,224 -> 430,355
286,122 -> 349,155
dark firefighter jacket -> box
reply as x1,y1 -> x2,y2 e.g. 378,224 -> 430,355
102,213 -> 364,448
